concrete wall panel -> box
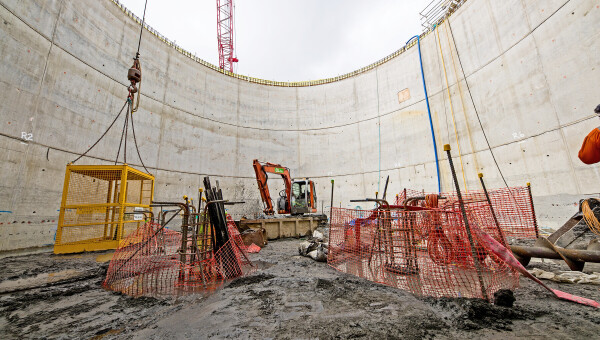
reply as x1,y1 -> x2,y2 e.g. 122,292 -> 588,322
1,0 -> 62,40
1,0 -> 600,249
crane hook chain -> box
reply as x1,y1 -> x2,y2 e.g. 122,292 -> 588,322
127,52 -> 142,112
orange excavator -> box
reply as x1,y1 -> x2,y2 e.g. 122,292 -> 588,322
252,159 -> 317,215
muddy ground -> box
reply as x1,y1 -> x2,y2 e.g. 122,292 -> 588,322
1,239 -> 599,339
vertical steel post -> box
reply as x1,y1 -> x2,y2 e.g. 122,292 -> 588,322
116,165 -> 128,241
198,188 -> 203,215
180,196 -> 190,265
330,179 -> 334,224
104,179 -> 113,238
382,175 -> 390,200
444,144 -> 488,301
478,173 -> 508,247
196,188 -> 204,256
54,165 -> 72,251
526,182 -> 539,238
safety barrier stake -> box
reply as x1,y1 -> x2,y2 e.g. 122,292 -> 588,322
330,179 -> 335,223
478,173 -> 508,247
444,144 -> 488,301
527,182 -> 540,238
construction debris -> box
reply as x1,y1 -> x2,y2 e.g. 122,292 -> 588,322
493,289 -> 516,307
239,227 -> 268,248
529,268 -> 600,285
298,230 -> 328,262
510,198 -> 600,271
246,244 -> 262,253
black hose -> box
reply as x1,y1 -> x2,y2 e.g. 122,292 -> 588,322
447,21 -> 509,188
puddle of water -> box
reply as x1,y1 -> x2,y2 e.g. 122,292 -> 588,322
0,246 -> 52,259
252,260 -> 276,270
0,269 -> 87,293
95,253 -> 114,263
90,328 -> 123,340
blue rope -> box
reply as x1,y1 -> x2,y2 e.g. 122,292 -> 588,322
407,35 -> 441,193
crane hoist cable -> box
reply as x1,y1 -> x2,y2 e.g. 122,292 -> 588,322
114,98 -> 151,174
115,102 -> 129,164
136,0 -> 148,56
128,0 -> 148,113
129,99 -> 150,174
70,0 -> 151,175
70,100 -> 128,164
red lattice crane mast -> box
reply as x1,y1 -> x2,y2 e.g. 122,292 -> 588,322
216,0 -> 238,72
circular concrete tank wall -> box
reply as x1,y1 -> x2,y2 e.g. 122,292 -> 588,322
0,0 -> 599,250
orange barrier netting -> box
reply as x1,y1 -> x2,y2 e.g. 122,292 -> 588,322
328,199 -> 519,300
103,220 -> 254,297
396,186 -> 538,239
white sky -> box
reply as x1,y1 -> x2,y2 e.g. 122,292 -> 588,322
118,0 -> 431,82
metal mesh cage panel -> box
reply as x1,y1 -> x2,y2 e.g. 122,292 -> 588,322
54,165 -> 154,254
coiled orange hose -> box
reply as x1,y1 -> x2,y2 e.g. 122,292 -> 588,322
582,198 -> 600,236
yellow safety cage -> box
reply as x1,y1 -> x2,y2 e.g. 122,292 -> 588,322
54,164 -> 154,254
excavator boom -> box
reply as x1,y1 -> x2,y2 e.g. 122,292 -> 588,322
252,159 -> 292,215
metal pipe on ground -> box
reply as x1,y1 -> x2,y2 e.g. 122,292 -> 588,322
510,245 -> 600,266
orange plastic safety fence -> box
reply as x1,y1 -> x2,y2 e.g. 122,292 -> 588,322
328,202 -> 519,300
395,187 -> 538,239
486,187 -> 538,239
103,220 -> 254,297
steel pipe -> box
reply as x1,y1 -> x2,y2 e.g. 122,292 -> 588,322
511,245 -> 600,263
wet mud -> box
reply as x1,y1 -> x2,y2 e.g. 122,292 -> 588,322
1,240 -> 599,339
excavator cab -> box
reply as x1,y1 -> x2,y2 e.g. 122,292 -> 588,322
253,159 -> 318,216
290,179 -> 317,215
277,191 -> 287,214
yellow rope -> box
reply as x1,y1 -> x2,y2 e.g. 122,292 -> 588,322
435,26 -> 468,190
582,198 -> 600,236
443,24 -> 481,175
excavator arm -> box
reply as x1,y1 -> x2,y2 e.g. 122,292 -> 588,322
252,159 -> 292,215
